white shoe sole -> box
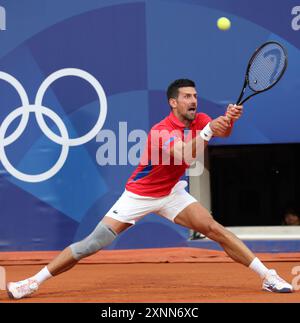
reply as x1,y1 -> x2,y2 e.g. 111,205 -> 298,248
263,286 -> 293,293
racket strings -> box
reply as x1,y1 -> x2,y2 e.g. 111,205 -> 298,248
248,44 -> 286,92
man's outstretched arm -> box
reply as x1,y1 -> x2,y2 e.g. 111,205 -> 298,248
169,104 -> 243,164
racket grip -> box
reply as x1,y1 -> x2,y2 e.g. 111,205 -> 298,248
225,105 -> 235,125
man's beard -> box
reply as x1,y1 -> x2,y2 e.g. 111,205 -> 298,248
184,107 -> 197,121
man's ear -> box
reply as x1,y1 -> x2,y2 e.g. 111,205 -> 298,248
169,98 -> 177,109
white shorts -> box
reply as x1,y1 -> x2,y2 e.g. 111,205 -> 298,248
105,180 -> 197,224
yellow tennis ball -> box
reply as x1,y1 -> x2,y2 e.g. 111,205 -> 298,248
217,17 -> 231,31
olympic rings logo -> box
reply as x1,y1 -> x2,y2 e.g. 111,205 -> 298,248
0,68 -> 107,183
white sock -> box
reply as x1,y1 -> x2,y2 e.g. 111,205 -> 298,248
249,257 -> 269,279
32,266 -> 53,285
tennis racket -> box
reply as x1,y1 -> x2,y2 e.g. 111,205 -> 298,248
236,41 -> 288,106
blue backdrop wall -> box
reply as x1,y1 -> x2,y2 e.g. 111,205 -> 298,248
0,0 -> 299,251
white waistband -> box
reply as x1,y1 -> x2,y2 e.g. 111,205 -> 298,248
125,180 -> 188,199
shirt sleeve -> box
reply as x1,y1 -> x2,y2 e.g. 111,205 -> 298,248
197,113 -> 212,130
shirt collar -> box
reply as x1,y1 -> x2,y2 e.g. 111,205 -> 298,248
168,112 -> 197,129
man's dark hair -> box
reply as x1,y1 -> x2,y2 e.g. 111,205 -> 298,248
167,79 -> 195,101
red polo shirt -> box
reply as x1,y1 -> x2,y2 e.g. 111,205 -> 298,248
125,112 -> 212,197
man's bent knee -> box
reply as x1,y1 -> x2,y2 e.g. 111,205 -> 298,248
205,220 -> 229,241
70,222 -> 117,260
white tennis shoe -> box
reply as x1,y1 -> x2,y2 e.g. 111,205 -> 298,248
7,278 -> 39,299
262,269 -> 293,293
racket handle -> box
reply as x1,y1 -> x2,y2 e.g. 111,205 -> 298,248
225,104 -> 237,125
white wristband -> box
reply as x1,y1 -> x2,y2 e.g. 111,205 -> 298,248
200,123 -> 213,141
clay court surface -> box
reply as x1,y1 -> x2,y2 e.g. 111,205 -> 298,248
0,248 -> 299,303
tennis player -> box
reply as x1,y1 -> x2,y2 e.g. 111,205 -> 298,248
7,79 -> 293,299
